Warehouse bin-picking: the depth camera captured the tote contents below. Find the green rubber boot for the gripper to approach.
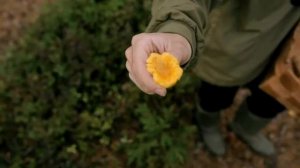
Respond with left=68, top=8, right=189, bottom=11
left=195, top=104, right=226, bottom=156
left=230, top=103, right=276, bottom=156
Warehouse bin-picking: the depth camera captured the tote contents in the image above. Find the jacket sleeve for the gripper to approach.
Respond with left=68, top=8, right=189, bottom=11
left=146, top=0, right=217, bottom=68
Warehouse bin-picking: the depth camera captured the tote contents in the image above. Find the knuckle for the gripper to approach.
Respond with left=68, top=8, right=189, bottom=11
left=131, top=35, right=141, bottom=44
left=125, top=48, right=130, bottom=56
left=125, top=61, right=131, bottom=72
left=125, top=48, right=132, bottom=60
left=128, top=73, right=134, bottom=81
left=131, top=33, right=149, bottom=44
left=129, top=73, right=139, bottom=87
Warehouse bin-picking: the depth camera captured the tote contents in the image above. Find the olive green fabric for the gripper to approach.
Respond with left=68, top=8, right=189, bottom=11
left=146, top=0, right=300, bottom=86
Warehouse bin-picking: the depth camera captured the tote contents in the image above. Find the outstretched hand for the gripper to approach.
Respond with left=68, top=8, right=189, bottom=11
left=125, top=33, right=192, bottom=96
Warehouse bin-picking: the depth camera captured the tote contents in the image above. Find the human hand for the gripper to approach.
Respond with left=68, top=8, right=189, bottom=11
left=125, top=33, right=192, bottom=96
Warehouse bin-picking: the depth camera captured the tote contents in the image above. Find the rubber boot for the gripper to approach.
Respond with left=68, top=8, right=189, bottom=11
left=230, top=103, right=276, bottom=156
left=195, top=104, right=226, bottom=156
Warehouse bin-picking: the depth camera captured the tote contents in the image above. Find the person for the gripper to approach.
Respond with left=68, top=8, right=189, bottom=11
left=125, top=0, right=300, bottom=156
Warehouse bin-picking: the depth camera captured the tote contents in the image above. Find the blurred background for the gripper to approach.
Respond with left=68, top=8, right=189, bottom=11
left=0, top=0, right=299, bottom=167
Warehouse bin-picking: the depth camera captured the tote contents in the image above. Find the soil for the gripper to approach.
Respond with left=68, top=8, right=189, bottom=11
left=0, top=1, right=299, bottom=168
left=0, top=0, right=52, bottom=56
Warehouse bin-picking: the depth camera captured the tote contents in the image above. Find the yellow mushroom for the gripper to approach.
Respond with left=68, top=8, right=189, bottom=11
left=146, top=52, right=183, bottom=88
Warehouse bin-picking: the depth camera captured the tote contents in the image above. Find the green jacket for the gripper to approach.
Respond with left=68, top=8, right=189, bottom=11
left=146, top=0, right=300, bottom=86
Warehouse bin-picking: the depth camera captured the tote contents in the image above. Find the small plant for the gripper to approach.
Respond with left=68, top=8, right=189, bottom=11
left=126, top=100, right=196, bottom=168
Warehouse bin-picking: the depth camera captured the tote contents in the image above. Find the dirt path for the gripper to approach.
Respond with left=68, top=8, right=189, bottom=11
left=0, top=0, right=52, bottom=55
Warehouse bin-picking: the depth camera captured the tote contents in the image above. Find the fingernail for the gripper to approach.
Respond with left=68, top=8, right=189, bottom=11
left=155, top=88, right=166, bottom=97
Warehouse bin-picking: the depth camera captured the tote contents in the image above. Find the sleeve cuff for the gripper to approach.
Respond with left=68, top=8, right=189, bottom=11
left=147, top=21, right=197, bottom=68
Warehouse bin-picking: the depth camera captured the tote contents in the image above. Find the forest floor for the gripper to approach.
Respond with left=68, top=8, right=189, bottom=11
left=0, top=1, right=299, bottom=168
left=0, top=0, right=54, bottom=56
